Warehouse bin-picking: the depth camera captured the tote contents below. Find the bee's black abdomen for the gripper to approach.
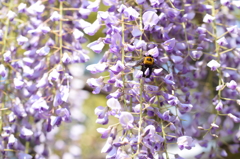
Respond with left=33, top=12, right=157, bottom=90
left=141, top=65, right=153, bottom=78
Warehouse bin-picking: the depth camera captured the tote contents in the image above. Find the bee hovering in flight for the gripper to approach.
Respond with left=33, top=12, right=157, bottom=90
left=126, top=55, right=165, bottom=78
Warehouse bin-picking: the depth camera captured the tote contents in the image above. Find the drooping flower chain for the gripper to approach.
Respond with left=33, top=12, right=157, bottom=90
left=0, top=1, right=90, bottom=158
left=87, top=0, right=240, bottom=158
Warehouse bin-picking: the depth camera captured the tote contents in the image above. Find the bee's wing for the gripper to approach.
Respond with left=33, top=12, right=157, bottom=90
left=126, top=59, right=143, bottom=67
left=153, top=63, right=169, bottom=73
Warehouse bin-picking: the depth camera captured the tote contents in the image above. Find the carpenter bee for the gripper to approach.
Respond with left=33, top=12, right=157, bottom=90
left=126, top=55, right=166, bottom=78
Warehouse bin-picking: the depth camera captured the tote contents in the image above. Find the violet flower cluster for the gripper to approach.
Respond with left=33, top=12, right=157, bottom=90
left=0, top=1, right=90, bottom=158
left=86, top=0, right=240, bottom=158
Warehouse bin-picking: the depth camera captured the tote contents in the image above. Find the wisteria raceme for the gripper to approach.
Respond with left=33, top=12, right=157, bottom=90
left=1, top=0, right=240, bottom=158
left=0, top=0, right=90, bottom=158
left=86, top=0, right=240, bottom=158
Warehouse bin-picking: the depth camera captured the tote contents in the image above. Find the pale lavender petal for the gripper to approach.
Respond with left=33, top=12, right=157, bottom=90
left=119, top=112, right=134, bottom=129
left=217, top=37, right=228, bottom=46
left=3, top=51, right=12, bottom=62
left=221, top=0, right=230, bottom=6
left=14, top=78, right=25, bottom=89
left=73, top=29, right=84, bottom=40
left=97, top=127, right=111, bottom=138
left=207, top=60, right=220, bottom=71
left=0, top=64, right=7, bottom=77
left=86, top=63, right=108, bottom=74
left=203, top=14, right=215, bottom=23
left=87, top=40, right=105, bottom=53
left=171, top=55, right=183, bottom=64
left=84, top=19, right=101, bottom=36
left=226, top=80, right=237, bottom=90
left=142, top=11, right=159, bottom=30
left=50, top=11, right=61, bottom=21
left=162, top=38, right=176, bottom=51
left=177, top=136, right=195, bottom=150
left=107, top=98, right=121, bottom=110
left=110, top=60, right=124, bottom=74
left=215, top=100, right=223, bottom=111
left=147, top=47, right=159, bottom=57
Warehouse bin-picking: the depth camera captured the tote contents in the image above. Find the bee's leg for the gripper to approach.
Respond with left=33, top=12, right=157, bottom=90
left=141, top=65, right=146, bottom=77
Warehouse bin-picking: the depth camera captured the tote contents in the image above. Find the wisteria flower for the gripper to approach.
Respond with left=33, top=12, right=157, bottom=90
left=228, top=113, right=240, bottom=123
left=110, top=60, right=125, bottom=75
left=95, top=106, right=107, bottom=119
left=48, top=69, right=60, bottom=83
left=18, top=3, right=27, bottom=13
left=211, top=123, right=219, bottom=129
left=7, top=10, right=17, bottom=21
left=216, top=84, right=224, bottom=91
left=97, top=127, right=111, bottom=139
left=87, top=0, right=101, bottom=12
left=107, top=98, right=121, bottom=111
left=17, top=152, right=32, bottom=159
left=87, top=77, right=104, bottom=94
left=227, top=25, right=238, bottom=36
left=27, top=1, right=45, bottom=15
left=0, top=64, right=7, bottom=77
left=226, top=80, right=237, bottom=90
left=207, top=60, right=220, bottom=71
left=20, top=127, right=33, bottom=139
left=215, top=100, right=223, bottom=111
left=147, top=47, right=159, bottom=57
left=87, top=39, right=105, bottom=53
left=221, top=0, right=230, bottom=6
left=83, top=19, right=101, bottom=36
left=177, top=136, right=195, bottom=150
left=217, top=37, right=228, bottom=46
left=233, top=1, right=240, bottom=8
left=162, top=38, right=176, bottom=52
left=119, top=112, right=134, bottom=129
left=191, top=50, right=203, bottom=60
left=50, top=11, right=61, bottom=21
left=142, top=11, right=159, bottom=30
left=17, top=35, right=28, bottom=45
left=3, top=51, right=12, bottom=62
left=73, top=29, right=84, bottom=40
left=86, top=63, right=108, bottom=74
left=134, top=40, right=147, bottom=49
left=123, top=7, right=139, bottom=21
left=131, top=26, right=142, bottom=37
left=36, top=46, right=50, bottom=56
left=149, top=0, right=164, bottom=6
left=0, top=30, right=3, bottom=41
left=203, top=14, right=215, bottom=23
left=178, top=103, right=193, bottom=113
left=14, top=78, right=24, bottom=89
left=171, top=55, right=183, bottom=64
left=62, top=53, right=71, bottom=64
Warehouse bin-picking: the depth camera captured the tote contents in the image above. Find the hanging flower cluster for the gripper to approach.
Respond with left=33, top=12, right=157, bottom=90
left=0, top=1, right=90, bottom=158
left=86, top=0, right=240, bottom=158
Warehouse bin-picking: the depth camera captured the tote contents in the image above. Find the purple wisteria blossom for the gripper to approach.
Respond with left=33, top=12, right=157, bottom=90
left=119, top=112, right=134, bottom=129
left=226, top=80, right=237, bottom=90
left=177, top=136, right=195, bottom=150
left=2, top=0, right=240, bottom=158
left=0, top=1, right=91, bottom=158
left=207, top=60, right=221, bottom=71
left=85, top=0, right=240, bottom=158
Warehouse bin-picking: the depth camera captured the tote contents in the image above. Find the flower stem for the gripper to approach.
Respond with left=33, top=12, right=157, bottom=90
left=59, top=1, right=63, bottom=63
left=121, top=12, right=126, bottom=108
left=161, top=119, right=170, bottom=159
left=137, top=6, right=143, bottom=155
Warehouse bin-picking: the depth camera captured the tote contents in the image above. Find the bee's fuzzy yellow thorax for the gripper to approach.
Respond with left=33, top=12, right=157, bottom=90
left=143, top=56, right=154, bottom=65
